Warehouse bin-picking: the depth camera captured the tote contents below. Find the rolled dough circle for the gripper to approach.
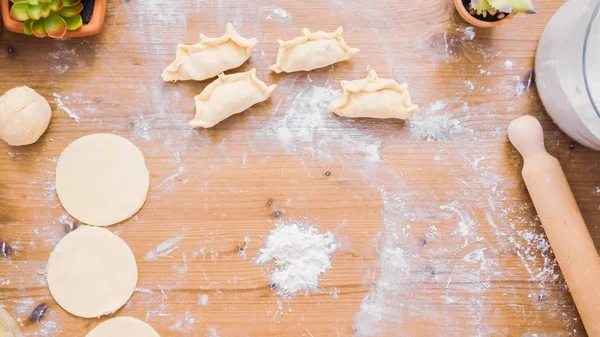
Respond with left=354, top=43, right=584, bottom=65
left=56, top=133, right=150, bottom=227
left=86, top=317, right=160, bottom=337
left=47, top=226, right=138, bottom=318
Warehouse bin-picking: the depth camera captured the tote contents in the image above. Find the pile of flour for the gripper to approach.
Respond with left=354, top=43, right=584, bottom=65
left=256, top=222, right=337, bottom=297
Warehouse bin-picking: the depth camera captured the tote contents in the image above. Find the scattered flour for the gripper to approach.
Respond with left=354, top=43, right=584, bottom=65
left=23, top=320, right=62, bottom=336
left=479, top=66, right=494, bottom=76
left=199, top=294, right=209, bottom=306
left=48, top=43, right=84, bottom=74
left=144, top=234, right=184, bottom=260
left=353, top=187, right=415, bottom=337
left=441, top=201, right=484, bottom=245
left=156, top=166, right=185, bottom=193
left=238, top=236, right=251, bottom=259
left=353, top=142, right=568, bottom=335
left=516, top=71, right=535, bottom=96
left=53, top=93, right=80, bottom=122
left=263, top=6, right=292, bottom=23
left=169, top=311, right=195, bottom=333
left=456, top=26, right=475, bottom=41
left=13, top=298, right=35, bottom=317
left=256, top=222, right=337, bottom=297
left=408, top=101, right=472, bottom=141
left=504, top=60, right=514, bottom=70
left=135, top=287, right=154, bottom=294
left=206, top=327, right=220, bottom=337
left=258, top=84, right=382, bottom=161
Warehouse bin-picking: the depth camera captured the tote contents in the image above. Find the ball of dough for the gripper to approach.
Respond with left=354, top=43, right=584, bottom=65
left=47, top=226, right=138, bottom=318
left=56, top=134, right=150, bottom=227
left=0, top=86, right=51, bottom=146
left=86, top=317, right=160, bottom=337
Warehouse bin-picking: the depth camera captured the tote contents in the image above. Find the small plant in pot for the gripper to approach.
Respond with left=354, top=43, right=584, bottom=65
left=1, top=0, right=106, bottom=38
left=454, top=0, right=536, bottom=28
left=10, top=0, right=84, bottom=38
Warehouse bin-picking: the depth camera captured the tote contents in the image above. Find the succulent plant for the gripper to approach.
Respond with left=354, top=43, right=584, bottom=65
left=9, top=0, right=84, bottom=38
left=470, top=0, right=536, bottom=18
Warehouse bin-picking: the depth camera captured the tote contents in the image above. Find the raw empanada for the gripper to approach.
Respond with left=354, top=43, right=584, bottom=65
left=269, top=27, right=359, bottom=73
left=329, top=70, right=419, bottom=120
left=190, top=69, right=276, bottom=128
left=162, top=23, right=258, bottom=82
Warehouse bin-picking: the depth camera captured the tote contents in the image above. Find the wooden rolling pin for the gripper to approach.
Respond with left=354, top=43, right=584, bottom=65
left=508, top=115, right=600, bottom=337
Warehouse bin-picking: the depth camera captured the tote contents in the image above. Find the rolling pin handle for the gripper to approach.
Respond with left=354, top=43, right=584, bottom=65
left=508, top=115, right=546, bottom=159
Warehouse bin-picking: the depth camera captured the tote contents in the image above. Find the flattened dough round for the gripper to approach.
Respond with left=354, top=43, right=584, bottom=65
left=56, top=133, right=150, bottom=227
left=47, top=226, right=138, bottom=318
left=86, top=317, right=160, bottom=337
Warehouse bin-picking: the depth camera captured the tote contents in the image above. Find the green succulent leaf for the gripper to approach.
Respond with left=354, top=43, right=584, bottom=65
left=23, top=19, right=33, bottom=35
left=48, top=0, right=63, bottom=12
left=39, top=3, right=51, bottom=18
left=44, top=12, right=67, bottom=38
left=10, top=3, right=30, bottom=21
left=11, top=0, right=38, bottom=4
left=470, top=0, right=492, bottom=11
left=57, top=2, right=83, bottom=17
left=61, top=0, right=81, bottom=6
left=31, top=18, right=47, bottom=37
left=488, top=0, right=536, bottom=13
left=486, top=0, right=512, bottom=12
left=27, top=5, right=42, bottom=20
left=64, top=14, right=82, bottom=31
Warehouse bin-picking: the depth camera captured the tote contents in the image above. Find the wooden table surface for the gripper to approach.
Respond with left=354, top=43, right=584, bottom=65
left=2, top=0, right=600, bottom=336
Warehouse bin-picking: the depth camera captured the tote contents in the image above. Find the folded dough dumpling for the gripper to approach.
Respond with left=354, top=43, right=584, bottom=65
left=269, top=27, right=359, bottom=73
left=190, top=69, right=276, bottom=128
left=329, top=70, right=419, bottom=120
left=162, top=23, right=258, bottom=82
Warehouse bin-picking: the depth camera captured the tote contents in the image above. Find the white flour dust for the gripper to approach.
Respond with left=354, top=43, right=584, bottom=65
left=352, top=144, right=570, bottom=335
left=169, top=311, right=196, bottom=333
left=144, top=234, right=184, bottom=260
left=440, top=201, right=484, bottom=245
left=27, top=168, right=56, bottom=204
left=156, top=166, right=186, bottom=193
left=408, top=101, right=472, bottom=141
left=53, top=93, right=80, bottom=122
left=22, top=320, right=62, bottom=336
left=516, top=72, right=535, bottom=96
left=353, top=185, right=419, bottom=337
left=48, top=43, right=85, bottom=74
left=238, top=236, right=251, bottom=259
left=13, top=298, right=35, bottom=319
left=256, top=222, right=337, bottom=297
left=263, top=6, right=292, bottom=23
left=456, top=26, right=475, bottom=41
left=199, top=294, right=209, bottom=306
left=258, top=84, right=382, bottom=161
left=207, top=327, right=220, bottom=337
left=125, top=0, right=188, bottom=39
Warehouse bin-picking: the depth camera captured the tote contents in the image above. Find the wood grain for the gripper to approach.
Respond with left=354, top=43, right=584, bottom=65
left=1, top=0, right=599, bottom=336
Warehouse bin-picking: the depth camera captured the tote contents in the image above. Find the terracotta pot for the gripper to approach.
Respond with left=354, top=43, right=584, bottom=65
left=454, top=0, right=516, bottom=28
left=0, top=0, right=106, bottom=38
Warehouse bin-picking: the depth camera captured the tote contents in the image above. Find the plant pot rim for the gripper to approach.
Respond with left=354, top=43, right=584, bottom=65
left=454, top=0, right=517, bottom=28
left=0, top=0, right=107, bottom=38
